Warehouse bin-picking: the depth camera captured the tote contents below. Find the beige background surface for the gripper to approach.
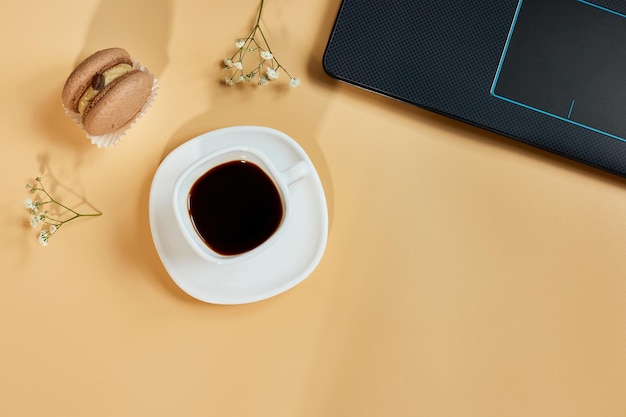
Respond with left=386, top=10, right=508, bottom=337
left=2, top=0, right=626, bottom=416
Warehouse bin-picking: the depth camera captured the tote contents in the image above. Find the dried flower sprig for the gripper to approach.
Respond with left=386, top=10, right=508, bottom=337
left=24, top=177, right=102, bottom=246
left=223, top=0, right=300, bottom=88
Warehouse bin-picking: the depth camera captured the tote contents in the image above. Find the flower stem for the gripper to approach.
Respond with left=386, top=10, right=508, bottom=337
left=34, top=178, right=103, bottom=218
left=26, top=176, right=103, bottom=246
left=256, top=0, right=264, bottom=27
left=222, top=0, right=299, bottom=87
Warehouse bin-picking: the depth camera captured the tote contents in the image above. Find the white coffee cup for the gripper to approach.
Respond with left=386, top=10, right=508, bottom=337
left=172, top=146, right=309, bottom=264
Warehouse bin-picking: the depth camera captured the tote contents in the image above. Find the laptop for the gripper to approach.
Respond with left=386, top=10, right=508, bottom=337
left=323, top=0, right=626, bottom=177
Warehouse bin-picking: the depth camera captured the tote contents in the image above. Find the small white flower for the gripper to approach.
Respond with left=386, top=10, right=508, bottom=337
left=225, top=77, right=234, bottom=86
left=24, top=198, right=33, bottom=209
left=37, top=212, right=46, bottom=222
left=233, top=61, right=243, bottom=70
left=223, top=58, right=233, bottom=68
left=289, top=77, right=301, bottom=88
left=266, top=67, right=279, bottom=80
left=260, top=50, right=273, bottom=60
left=235, top=39, right=246, bottom=48
left=49, top=225, right=57, bottom=234
left=235, top=75, right=245, bottom=83
left=258, top=76, right=269, bottom=86
left=38, top=230, right=49, bottom=247
left=29, top=215, right=38, bottom=228
left=244, top=74, right=255, bottom=83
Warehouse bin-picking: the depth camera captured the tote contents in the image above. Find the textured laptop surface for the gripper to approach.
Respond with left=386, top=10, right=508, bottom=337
left=323, top=0, right=626, bottom=177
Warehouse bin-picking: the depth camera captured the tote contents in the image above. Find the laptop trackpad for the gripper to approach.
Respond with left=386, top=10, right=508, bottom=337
left=492, top=0, right=626, bottom=141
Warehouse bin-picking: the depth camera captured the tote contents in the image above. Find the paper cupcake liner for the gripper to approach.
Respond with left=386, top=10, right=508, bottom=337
left=63, top=57, right=158, bottom=148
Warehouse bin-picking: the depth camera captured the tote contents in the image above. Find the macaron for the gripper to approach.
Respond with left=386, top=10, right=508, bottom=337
left=62, top=47, right=154, bottom=136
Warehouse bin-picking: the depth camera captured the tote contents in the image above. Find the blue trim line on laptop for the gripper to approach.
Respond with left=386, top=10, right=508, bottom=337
left=568, top=99, right=576, bottom=119
left=578, top=0, right=626, bottom=19
left=490, top=0, right=523, bottom=95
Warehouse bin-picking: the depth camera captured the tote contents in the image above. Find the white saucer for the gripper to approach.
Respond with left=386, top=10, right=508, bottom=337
left=148, top=126, right=328, bottom=304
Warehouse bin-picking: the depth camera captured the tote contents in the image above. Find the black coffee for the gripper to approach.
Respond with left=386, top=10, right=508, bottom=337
left=188, top=160, right=284, bottom=256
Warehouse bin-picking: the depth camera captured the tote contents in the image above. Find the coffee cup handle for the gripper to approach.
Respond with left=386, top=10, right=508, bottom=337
left=281, top=160, right=309, bottom=187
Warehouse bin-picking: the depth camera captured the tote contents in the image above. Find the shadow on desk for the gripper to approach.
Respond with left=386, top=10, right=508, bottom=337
left=75, top=0, right=172, bottom=76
